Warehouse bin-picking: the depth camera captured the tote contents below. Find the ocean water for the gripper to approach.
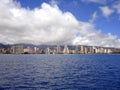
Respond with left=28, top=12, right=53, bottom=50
left=0, top=54, right=120, bottom=90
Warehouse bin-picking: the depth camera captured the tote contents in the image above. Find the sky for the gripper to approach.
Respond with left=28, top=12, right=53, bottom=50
left=0, top=0, right=120, bottom=48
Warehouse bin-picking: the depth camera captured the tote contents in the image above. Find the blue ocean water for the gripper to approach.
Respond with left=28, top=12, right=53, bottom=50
left=0, top=54, right=120, bottom=90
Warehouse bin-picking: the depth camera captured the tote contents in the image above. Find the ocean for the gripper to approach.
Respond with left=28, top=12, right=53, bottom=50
left=0, top=54, right=120, bottom=90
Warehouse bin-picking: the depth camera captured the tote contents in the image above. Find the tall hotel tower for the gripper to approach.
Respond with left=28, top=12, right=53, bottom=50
left=80, top=45, right=84, bottom=54
left=63, top=45, right=69, bottom=54
left=57, top=45, right=61, bottom=54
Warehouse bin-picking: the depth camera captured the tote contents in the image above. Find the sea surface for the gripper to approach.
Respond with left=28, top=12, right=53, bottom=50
left=0, top=54, right=120, bottom=90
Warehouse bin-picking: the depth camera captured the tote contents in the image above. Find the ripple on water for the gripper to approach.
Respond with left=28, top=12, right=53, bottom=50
left=0, top=54, right=120, bottom=90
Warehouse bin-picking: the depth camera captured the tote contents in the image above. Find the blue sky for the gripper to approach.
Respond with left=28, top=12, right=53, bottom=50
left=16, top=0, right=120, bottom=38
left=0, top=0, right=120, bottom=47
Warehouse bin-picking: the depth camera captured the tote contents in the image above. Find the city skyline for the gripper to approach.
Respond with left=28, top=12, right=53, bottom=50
left=0, top=43, right=120, bottom=54
left=0, top=0, right=120, bottom=48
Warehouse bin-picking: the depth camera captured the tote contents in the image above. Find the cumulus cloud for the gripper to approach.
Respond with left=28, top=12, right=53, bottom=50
left=99, top=6, right=114, bottom=18
left=0, top=0, right=78, bottom=45
left=0, top=0, right=120, bottom=47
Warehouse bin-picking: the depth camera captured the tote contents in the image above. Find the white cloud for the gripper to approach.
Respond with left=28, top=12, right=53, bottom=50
left=81, top=0, right=107, bottom=4
left=50, top=0, right=58, bottom=6
left=73, top=22, right=120, bottom=47
left=99, top=6, right=114, bottom=18
left=0, top=0, right=120, bottom=47
left=89, top=12, right=97, bottom=23
left=113, top=1, right=120, bottom=14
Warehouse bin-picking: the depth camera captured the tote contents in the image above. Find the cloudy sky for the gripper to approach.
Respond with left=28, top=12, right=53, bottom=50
left=0, top=0, right=120, bottom=48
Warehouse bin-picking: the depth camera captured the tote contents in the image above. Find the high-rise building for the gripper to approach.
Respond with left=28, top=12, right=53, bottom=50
left=34, top=47, right=37, bottom=52
left=11, top=45, right=24, bottom=54
left=57, top=45, right=61, bottom=54
left=84, top=47, right=88, bottom=54
left=46, top=47, right=51, bottom=54
left=99, top=48, right=104, bottom=53
left=89, top=47, right=92, bottom=53
left=63, top=45, right=69, bottom=54
left=92, top=46, right=97, bottom=53
left=33, top=47, right=39, bottom=53
left=107, top=49, right=112, bottom=54
left=0, top=48, right=6, bottom=54
left=104, top=49, right=108, bottom=54
left=80, top=45, right=84, bottom=54
left=75, top=45, right=79, bottom=54
left=24, top=46, right=33, bottom=54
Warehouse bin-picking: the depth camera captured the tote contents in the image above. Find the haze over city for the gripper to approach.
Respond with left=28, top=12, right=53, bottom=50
left=0, top=0, right=120, bottom=48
